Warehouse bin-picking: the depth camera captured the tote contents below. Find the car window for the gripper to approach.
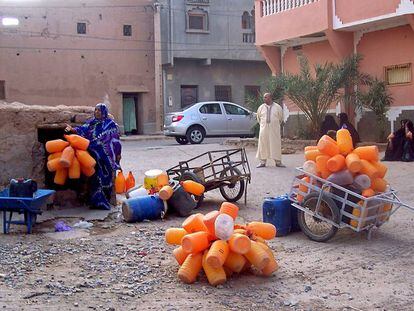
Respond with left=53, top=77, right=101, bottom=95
left=199, top=103, right=222, bottom=114
left=224, top=104, right=249, bottom=116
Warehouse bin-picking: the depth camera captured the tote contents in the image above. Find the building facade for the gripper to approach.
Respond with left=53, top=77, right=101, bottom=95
left=159, top=0, right=271, bottom=114
left=255, top=0, right=414, bottom=140
left=0, top=0, right=159, bottom=134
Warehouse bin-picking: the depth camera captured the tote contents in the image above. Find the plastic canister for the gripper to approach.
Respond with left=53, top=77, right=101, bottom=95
left=122, top=195, right=164, bottom=223
left=126, top=185, right=148, bottom=199
left=262, top=195, right=292, bottom=236
left=214, top=214, right=234, bottom=241
left=144, top=169, right=168, bottom=192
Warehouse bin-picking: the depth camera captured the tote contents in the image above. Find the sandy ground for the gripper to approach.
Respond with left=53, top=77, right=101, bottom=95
left=0, top=140, right=413, bottom=311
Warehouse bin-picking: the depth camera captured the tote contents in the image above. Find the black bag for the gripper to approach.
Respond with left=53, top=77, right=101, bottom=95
left=9, top=179, right=38, bottom=198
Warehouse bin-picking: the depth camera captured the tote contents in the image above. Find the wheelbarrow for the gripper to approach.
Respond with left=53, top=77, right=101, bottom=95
left=0, top=189, right=55, bottom=234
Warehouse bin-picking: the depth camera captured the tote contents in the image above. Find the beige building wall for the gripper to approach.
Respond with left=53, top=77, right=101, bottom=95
left=0, top=0, right=157, bottom=133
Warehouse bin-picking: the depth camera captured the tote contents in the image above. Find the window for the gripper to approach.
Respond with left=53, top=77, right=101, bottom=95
left=385, top=63, right=411, bottom=85
left=187, top=8, right=208, bottom=31
left=224, top=104, right=249, bottom=116
left=123, top=25, right=132, bottom=37
left=0, top=81, right=5, bottom=100
left=242, top=33, right=255, bottom=43
left=245, top=86, right=260, bottom=101
left=77, top=22, right=86, bottom=34
left=215, top=85, right=232, bottom=102
left=242, top=11, right=251, bottom=29
left=199, top=103, right=222, bottom=114
left=181, top=85, right=198, bottom=108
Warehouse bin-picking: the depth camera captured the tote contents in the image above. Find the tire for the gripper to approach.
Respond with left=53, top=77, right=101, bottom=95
left=186, top=125, right=205, bottom=144
left=297, top=192, right=340, bottom=242
left=219, top=167, right=245, bottom=202
left=175, top=136, right=189, bottom=145
left=180, top=171, right=204, bottom=208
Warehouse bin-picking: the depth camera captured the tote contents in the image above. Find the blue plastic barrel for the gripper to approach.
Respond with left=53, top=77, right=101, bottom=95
left=262, top=195, right=292, bottom=236
left=122, top=195, right=164, bottom=223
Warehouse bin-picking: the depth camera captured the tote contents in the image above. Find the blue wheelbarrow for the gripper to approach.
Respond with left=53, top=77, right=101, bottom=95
left=0, top=189, right=55, bottom=234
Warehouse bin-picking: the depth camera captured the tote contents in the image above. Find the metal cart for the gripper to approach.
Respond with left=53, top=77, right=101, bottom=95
left=289, top=167, right=414, bottom=242
left=167, top=148, right=251, bottom=207
left=0, top=189, right=55, bottom=234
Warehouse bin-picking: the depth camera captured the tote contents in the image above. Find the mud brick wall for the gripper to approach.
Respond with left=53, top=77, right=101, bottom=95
left=0, top=101, right=93, bottom=187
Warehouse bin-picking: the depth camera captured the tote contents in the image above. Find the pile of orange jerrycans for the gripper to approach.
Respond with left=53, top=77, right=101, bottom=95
left=165, top=202, right=279, bottom=286
left=46, top=135, right=96, bottom=185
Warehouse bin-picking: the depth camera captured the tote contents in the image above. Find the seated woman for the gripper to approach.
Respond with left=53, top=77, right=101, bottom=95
left=383, top=119, right=409, bottom=161
left=318, top=115, right=339, bottom=141
left=402, top=120, right=414, bottom=162
left=66, top=103, right=122, bottom=210
left=338, top=113, right=360, bottom=147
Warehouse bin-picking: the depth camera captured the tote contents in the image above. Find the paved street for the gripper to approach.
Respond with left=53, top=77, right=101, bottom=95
left=1, top=139, right=414, bottom=310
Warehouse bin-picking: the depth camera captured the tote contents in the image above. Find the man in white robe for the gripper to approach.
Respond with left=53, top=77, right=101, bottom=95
left=256, top=93, right=285, bottom=168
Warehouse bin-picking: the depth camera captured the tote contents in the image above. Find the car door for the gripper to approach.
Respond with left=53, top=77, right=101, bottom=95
left=223, top=103, right=255, bottom=135
left=198, top=103, right=228, bottom=135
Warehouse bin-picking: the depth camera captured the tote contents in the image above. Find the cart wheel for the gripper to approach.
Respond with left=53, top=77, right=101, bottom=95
left=219, top=167, right=245, bottom=203
left=180, top=171, right=204, bottom=208
left=298, top=192, right=340, bottom=242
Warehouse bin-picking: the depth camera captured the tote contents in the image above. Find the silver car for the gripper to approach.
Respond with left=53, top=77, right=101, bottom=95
left=164, top=101, right=257, bottom=144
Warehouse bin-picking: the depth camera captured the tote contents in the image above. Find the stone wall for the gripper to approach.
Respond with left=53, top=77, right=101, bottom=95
left=0, top=101, right=93, bottom=187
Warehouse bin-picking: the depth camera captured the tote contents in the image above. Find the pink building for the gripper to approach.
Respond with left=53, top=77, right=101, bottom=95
left=255, top=0, right=414, bottom=140
left=0, top=0, right=160, bottom=134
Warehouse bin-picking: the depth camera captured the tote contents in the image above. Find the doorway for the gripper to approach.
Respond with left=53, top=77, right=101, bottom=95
left=122, top=93, right=142, bottom=135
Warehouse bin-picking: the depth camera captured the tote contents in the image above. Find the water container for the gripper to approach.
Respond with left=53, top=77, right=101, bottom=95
left=214, top=214, right=234, bottom=241
left=9, top=178, right=37, bottom=198
left=327, top=169, right=354, bottom=186
left=336, top=129, right=353, bottom=155
left=167, top=184, right=196, bottom=217
left=327, top=154, right=346, bottom=172
left=126, top=185, right=148, bottom=199
left=122, top=195, right=164, bottom=223
left=262, top=196, right=291, bottom=237
left=317, top=135, right=340, bottom=156
left=353, top=174, right=371, bottom=190
left=346, top=153, right=362, bottom=173
left=354, top=146, right=379, bottom=162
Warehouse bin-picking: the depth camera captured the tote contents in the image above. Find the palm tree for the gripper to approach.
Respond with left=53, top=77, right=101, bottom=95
left=358, top=78, right=393, bottom=142
left=283, top=56, right=343, bottom=138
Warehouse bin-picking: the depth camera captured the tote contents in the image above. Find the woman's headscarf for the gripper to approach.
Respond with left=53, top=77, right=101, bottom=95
left=95, top=103, right=109, bottom=120
left=319, top=115, right=339, bottom=140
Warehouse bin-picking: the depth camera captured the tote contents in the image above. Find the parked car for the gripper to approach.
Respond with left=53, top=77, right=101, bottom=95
left=164, top=101, right=257, bottom=144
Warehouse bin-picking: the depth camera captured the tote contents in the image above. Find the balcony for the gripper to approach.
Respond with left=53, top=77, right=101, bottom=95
left=334, top=0, right=414, bottom=30
left=261, top=0, right=321, bottom=16
left=255, top=0, right=329, bottom=46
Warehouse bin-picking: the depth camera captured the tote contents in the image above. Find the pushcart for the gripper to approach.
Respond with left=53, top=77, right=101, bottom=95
left=167, top=148, right=251, bottom=207
left=289, top=167, right=414, bottom=242
left=0, top=189, right=55, bottom=234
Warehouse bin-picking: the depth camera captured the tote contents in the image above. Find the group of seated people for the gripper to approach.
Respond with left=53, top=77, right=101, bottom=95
left=319, top=113, right=414, bottom=162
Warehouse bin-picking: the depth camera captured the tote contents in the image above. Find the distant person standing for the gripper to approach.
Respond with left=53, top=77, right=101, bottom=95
left=256, top=93, right=285, bottom=168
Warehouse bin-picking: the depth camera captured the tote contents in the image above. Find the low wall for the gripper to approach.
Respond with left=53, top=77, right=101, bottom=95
left=0, top=101, right=93, bottom=187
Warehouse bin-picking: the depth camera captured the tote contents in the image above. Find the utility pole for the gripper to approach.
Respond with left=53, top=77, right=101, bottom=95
left=154, top=1, right=163, bottom=132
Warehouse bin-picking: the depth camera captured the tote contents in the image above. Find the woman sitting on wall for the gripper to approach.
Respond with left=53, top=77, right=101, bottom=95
left=384, top=119, right=414, bottom=161
left=65, top=103, right=122, bottom=210
left=319, top=115, right=339, bottom=141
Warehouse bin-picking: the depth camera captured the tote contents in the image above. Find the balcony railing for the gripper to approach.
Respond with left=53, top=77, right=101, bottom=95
left=261, top=0, right=320, bottom=16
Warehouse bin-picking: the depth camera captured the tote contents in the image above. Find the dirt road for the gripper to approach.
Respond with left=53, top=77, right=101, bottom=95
left=1, top=141, right=413, bottom=310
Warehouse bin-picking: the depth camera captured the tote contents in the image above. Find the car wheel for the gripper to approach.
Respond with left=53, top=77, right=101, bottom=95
left=175, top=136, right=189, bottom=145
left=186, top=126, right=205, bottom=144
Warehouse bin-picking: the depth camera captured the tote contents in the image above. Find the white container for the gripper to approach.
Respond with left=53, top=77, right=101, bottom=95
left=214, top=214, right=234, bottom=241
left=303, top=160, right=317, bottom=175
left=126, top=185, right=148, bottom=199
left=353, top=174, right=371, bottom=190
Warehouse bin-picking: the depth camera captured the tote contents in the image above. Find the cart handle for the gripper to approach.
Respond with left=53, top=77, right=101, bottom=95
left=375, top=194, right=414, bottom=212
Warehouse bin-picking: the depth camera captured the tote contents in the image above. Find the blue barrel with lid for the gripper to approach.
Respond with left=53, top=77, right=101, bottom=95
left=262, top=195, right=292, bottom=236
left=122, top=195, right=164, bottom=223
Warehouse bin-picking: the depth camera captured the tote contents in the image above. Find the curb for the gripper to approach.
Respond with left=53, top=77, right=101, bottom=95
left=120, top=135, right=173, bottom=142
